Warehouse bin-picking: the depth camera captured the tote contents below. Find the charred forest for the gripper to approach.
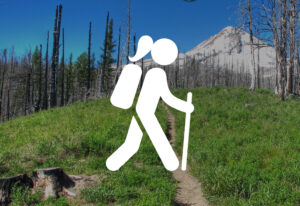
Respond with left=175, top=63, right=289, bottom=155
left=0, top=1, right=299, bottom=121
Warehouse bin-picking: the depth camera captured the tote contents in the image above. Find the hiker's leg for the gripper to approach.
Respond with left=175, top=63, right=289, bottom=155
left=140, top=115, right=179, bottom=171
left=106, top=116, right=143, bottom=171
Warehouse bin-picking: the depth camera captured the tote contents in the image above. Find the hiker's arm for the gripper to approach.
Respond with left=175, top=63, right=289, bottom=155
left=161, top=74, right=194, bottom=113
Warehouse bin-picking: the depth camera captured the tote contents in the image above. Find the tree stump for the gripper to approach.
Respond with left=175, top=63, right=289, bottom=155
left=0, top=174, right=33, bottom=205
left=32, top=168, right=75, bottom=199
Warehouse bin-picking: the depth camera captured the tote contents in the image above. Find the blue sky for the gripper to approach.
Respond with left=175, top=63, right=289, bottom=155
left=0, top=0, right=239, bottom=60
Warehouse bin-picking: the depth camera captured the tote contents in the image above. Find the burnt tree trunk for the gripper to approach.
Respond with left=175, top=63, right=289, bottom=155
left=50, top=6, right=58, bottom=108
left=32, top=168, right=75, bottom=199
left=66, top=54, right=72, bottom=104
left=112, top=27, right=121, bottom=90
left=56, top=5, right=62, bottom=104
left=140, top=58, right=144, bottom=89
left=35, top=44, right=42, bottom=112
left=24, top=73, right=31, bottom=115
left=126, top=0, right=131, bottom=64
left=99, top=12, right=109, bottom=95
left=0, top=168, right=79, bottom=205
left=6, top=60, right=11, bottom=121
left=6, top=84, right=10, bottom=121
left=43, top=31, right=49, bottom=110
left=133, top=33, right=136, bottom=64
left=87, top=22, right=92, bottom=91
left=0, top=174, right=33, bottom=205
left=287, top=0, right=296, bottom=94
left=50, top=5, right=62, bottom=108
left=280, top=0, right=288, bottom=100
left=60, top=29, right=65, bottom=106
left=0, top=50, right=7, bottom=120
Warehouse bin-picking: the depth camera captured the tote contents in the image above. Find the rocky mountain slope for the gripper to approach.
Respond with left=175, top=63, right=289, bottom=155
left=141, top=26, right=276, bottom=78
left=185, top=26, right=275, bottom=77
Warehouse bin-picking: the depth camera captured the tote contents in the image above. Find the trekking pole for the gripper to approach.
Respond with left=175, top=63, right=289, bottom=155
left=181, top=92, right=192, bottom=171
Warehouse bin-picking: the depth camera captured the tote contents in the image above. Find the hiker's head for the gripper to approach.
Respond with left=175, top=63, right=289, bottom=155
left=129, top=35, right=178, bottom=66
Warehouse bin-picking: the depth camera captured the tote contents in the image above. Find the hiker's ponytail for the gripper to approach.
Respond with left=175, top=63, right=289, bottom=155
left=129, top=35, right=153, bottom=62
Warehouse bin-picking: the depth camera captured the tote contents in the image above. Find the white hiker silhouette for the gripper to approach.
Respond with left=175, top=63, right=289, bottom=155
left=106, top=35, right=194, bottom=171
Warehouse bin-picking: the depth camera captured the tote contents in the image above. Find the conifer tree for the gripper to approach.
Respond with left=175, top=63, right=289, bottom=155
left=99, top=12, right=109, bottom=95
left=105, top=19, right=115, bottom=92
left=100, top=14, right=115, bottom=94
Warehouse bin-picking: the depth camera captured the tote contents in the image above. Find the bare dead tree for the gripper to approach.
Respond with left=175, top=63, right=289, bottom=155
left=116, top=27, right=121, bottom=81
left=112, top=36, right=128, bottom=90
left=141, top=57, right=144, bottom=87
left=31, top=51, right=34, bottom=106
left=133, top=33, right=136, bottom=65
left=56, top=5, right=62, bottom=103
left=175, top=55, right=179, bottom=88
left=0, top=49, right=7, bottom=120
left=6, top=56, right=13, bottom=120
left=6, top=81, right=10, bottom=121
left=287, top=0, right=296, bottom=94
left=60, top=28, right=65, bottom=106
left=24, top=73, right=30, bottom=115
left=126, top=0, right=131, bottom=64
left=281, top=0, right=289, bottom=99
left=87, top=22, right=92, bottom=91
left=256, top=26, right=261, bottom=88
left=65, top=54, right=72, bottom=104
left=210, top=51, right=215, bottom=88
left=35, top=44, right=42, bottom=112
left=261, top=0, right=290, bottom=100
left=239, top=0, right=257, bottom=91
left=50, top=6, right=58, bottom=108
left=43, top=31, right=49, bottom=110
left=24, top=51, right=32, bottom=116
left=50, top=4, right=62, bottom=108
left=248, top=0, right=257, bottom=91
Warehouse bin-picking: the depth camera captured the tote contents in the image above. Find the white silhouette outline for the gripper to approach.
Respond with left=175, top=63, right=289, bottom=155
left=106, top=35, right=194, bottom=171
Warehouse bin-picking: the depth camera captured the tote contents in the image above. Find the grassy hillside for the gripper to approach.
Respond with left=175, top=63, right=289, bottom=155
left=171, top=87, right=300, bottom=206
left=0, top=99, right=176, bottom=205
left=2, top=87, right=300, bottom=206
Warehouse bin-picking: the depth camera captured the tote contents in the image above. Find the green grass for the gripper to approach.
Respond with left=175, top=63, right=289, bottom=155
left=0, top=98, right=176, bottom=205
left=171, top=87, right=300, bottom=206
left=10, top=185, right=69, bottom=206
left=2, top=87, right=300, bottom=205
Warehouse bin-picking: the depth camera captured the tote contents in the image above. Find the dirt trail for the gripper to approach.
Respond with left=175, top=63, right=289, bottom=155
left=163, top=104, right=209, bottom=206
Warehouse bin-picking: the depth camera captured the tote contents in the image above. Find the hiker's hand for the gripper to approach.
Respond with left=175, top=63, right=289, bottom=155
left=186, top=103, right=194, bottom=113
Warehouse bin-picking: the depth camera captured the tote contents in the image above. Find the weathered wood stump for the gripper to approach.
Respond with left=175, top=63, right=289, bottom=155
left=0, top=168, right=92, bottom=203
left=32, top=168, right=75, bottom=199
left=0, top=174, right=33, bottom=205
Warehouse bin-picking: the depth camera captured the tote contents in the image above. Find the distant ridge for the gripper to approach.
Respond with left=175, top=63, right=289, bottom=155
left=185, top=26, right=276, bottom=76
left=140, top=26, right=276, bottom=78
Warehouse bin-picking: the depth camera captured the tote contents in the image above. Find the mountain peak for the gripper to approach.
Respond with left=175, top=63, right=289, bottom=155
left=185, top=25, right=275, bottom=73
left=221, top=26, right=237, bottom=32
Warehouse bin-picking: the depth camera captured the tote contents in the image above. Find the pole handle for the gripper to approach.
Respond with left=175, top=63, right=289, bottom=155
left=187, top=92, right=192, bottom=105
